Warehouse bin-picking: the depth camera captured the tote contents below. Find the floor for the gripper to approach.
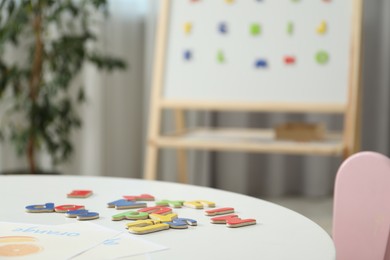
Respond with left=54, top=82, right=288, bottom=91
left=268, top=196, right=333, bottom=236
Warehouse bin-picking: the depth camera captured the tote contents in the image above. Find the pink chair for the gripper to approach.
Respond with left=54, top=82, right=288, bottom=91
left=333, top=151, right=390, bottom=260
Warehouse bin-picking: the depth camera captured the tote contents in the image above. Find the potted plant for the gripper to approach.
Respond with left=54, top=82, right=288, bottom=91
left=0, top=0, right=126, bottom=174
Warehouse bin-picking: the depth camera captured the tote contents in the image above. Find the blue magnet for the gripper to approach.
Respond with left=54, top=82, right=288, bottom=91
left=218, top=22, right=228, bottom=34
left=25, top=203, right=55, bottom=213
left=183, top=50, right=192, bottom=60
left=65, top=209, right=89, bottom=218
left=65, top=209, right=100, bottom=220
left=76, top=212, right=99, bottom=220
left=255, top=59, right=268, bottom=68
left=166, top=218, right=197, bottom=229
left=107, top=199, right=146, bottom=209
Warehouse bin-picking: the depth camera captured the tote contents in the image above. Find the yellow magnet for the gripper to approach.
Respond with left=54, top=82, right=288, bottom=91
left=184, top=22, right=192, bottom=34
left=316, top=21, right=327, bottom=35
left=184, top=200, right=216, bottom=209
left=128, top=224, right=169, bottom=234
left=126, top=220, right=169, bottom=234
left=149, top=213, right=178, bottom=222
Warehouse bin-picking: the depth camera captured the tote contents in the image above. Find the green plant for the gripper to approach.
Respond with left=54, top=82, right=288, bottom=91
left=0, top=0, right=126, bottom=173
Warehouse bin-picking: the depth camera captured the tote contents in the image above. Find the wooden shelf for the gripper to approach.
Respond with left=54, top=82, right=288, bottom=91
left=151, top=128, right=345, bottom=156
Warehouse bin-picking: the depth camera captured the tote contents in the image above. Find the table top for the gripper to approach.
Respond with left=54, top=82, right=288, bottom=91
left=0, top=175, right=335, bottom=260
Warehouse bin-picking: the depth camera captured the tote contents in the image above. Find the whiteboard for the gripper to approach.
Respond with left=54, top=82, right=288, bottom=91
left=162, top=0, right=354, bottom=106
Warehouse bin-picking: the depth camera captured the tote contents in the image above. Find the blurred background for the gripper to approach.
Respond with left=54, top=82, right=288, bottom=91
left=0, top=0, right=389, bottom=228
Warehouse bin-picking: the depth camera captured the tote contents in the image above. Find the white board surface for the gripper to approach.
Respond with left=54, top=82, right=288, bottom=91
left=162, top=0, right=353, bottom=105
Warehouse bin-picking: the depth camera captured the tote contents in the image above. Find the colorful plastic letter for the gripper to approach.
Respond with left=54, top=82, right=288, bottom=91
left=67, top=190, right=93, bottom=198
left=126, top=220, right=169, bottom=235
left=76, top=212, right=99, bottom=221
left=128, top=223, right=169, bottom=234
left=111, top=211, right=149, bottom=221
left=55, top=204, right=85, bottom=213
left=65, top=209, right=99, bottom=220
left=149, top=213, right=178, bottom=222
left=156, top=200, right=184, bottom=208
left=123, top=194, right=155, bottom=201
left=226, top=217, right=257, bottom=228
left=107, top=199, right=146, bottom=210
left=25, top=203, right=55, bottom=213
left=184, top=200, right=215, bottom=209
left=65, top=209, right=89, bottom=218
left=126, top=219, right=160, bottom=229
left=211, top=214, right=257, bottom=227
left=205, top=207, right=235, bottom=216
left=138, top=206, right=172, bottom=215
left=166, top=218, right=198, bottom=229
left=210, top=214, right=239, bottom=224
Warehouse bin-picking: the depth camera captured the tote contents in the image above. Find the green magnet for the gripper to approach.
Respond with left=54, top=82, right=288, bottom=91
left=287, top=22, right=294, bottom=35
left=315, top=51, right=329, bottom=64
left=217, top=50, right=225, bottom=63
left=250, top=23, right=261, bottom=36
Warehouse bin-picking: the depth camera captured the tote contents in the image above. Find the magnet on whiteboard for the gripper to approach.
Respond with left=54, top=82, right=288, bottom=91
left=217, top=50, right=225, bottom=63
left=184, top=22, right=192, bottom=34
left=287, top=21, right=294, bottom=35
left=315, top=50, right=329, bottom=64
left=224, top=0, right=235, bottom=4
left=316, top=21, right=327, bottom=35
left=255, top=59, right=268, bottom=68
left=218, top=22, right=228, bottom=34
left=250, top=23, right=261, bottom=36
left=183, top=50, right=192, bottom=61
left=284, top=56, right=296, bottom=65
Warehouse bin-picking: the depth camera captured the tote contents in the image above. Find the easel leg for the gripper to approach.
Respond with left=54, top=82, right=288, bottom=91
left=175, top=109, right=188, bottom=183
left=177, top=149, right=188, bottom=183
left=144, top=144, right=158, bottom=180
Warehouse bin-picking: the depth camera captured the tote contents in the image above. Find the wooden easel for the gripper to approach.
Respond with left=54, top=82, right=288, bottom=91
left=144, top=0, right=363, bottom=183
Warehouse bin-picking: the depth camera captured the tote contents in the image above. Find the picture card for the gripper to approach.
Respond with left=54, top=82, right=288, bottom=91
left=72, top=231, right=168, bottom=259
left=0, top=222, right=119, bottom=259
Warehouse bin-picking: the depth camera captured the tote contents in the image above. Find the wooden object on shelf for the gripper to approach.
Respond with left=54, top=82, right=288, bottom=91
left=274, top=122, right=325, bottom=142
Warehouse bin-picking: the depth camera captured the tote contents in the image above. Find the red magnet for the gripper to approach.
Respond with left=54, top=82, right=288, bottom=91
left=284, top=56, right=296, bottom=65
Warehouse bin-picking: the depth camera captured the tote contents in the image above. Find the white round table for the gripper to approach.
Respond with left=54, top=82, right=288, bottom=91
left=0, top=175, right=335, bottom=259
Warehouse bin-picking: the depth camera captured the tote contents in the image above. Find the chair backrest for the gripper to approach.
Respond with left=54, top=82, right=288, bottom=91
left=333, top=151, right=390, bottom=260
